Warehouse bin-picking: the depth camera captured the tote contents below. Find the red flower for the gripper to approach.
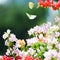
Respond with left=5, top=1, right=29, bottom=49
left=25, top=56, right=34, bottom=60
left=57, top=1, right=60, bottom=7
left=52, top=3, right=59, bottom=10
left=38, top=0, right=53, bottom=8
left=34, top=58, right=40, bottom=60
left=34, top=58, right=42, bottom=60
left=3, top=55, right=14, bottom=60
left=38, top=0, right=44, bottom=7
left=3, top=55, right=7, bottom=60
left=7, top=57, right=14, bottom=60
left=38, top=0, right=60, bottom=10
left=16, top=56, right=22, bottom=60
left=0, top=56, right=4, bottom=60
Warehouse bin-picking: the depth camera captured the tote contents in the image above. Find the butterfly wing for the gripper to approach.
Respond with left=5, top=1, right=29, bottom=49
left=26, top=13, right=37, bottom=20
left=26, top=13, right=31, bottom=18
left=30, top=15, right=37, bottom=19
left=29, top=2, right=34, bottom=9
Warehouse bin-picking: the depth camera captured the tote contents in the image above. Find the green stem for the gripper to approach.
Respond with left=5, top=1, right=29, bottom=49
left=58, top=8, right=60, bottom=16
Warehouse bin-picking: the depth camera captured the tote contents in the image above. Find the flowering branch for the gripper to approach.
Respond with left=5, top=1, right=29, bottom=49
left=38, top=0, right=60, bottom=10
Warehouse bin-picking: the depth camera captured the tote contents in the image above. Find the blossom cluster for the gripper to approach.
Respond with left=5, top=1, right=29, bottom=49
left=0, top=21, right=60, bottom=60
left=38, top=0, right=60, bottom=10
left=55, top=16, right=60, bottom=27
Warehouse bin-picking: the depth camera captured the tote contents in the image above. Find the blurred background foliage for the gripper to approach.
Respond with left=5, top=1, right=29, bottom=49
left=0, top=0, right=48, bottom=55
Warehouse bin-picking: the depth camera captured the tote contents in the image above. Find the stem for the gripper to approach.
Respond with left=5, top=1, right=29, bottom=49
left=58, top=8, right=60, bottom=16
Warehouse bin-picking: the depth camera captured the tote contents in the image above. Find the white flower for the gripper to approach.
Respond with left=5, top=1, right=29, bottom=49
left=28, top=28, right=34, bottom=35
left=47, top=45, right=52, bottom=50
left=28, top=48, right=35, bottom=55
left=5, top=40, right=9, bottom=46
left=40, top=46, right=44, bottom=50
left=7, top=29, right=11, bottom=34
left=51, top=50, right=57, bottom=57
left=37, top=49, right=40, bottom=53
left=47, top=37, right=58, bottom=45
left=34, top=26, right=42, bottom=33
left=9, top=34, right=17, bottom=42
left=34, top=53, right=37, bottom=57
left=44, top=51, right=52, bottom=58
left=44, top=57, right=51, bottom=60
left=39, top=34, right=43, bottom=39
left=15, top=42, right=21, bottom=48
left=47, top=38, right=52, bottom=44
left=55, top=32, right=60, bottom=37
left=44, top=50, right=58, bottom=60
left=6, top=49, right=10, bottom=55
left=56, top=43, right=60, bottom=50
left=26, top=37, right=38, bottom=46
left=13, top=48, right=20, bottom=56
left=19, top=51, right=28, bottom=57
left=57, top=53, right=60, bottom=58
left=55, top=16, right=60, bottom=23
left=2, top=33, right=8, bottom=39
left=42, top=22, right=51, bottom=33
left=50, top=25, right=59, bottom=31
left=52, top=37, right=58, bottom=44
left=57, top=58, right=60, bottom=60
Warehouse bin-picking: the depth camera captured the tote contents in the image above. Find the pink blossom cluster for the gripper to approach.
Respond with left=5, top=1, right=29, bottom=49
left=2, top=22, right=60, bottom=60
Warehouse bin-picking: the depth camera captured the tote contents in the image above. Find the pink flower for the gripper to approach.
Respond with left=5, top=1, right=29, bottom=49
left=26, top=37, right=38, bottom=46
left=28, top=28, right=34, bottom=35
left=6, top=49, right=10, bottom=55
left=5, top=40, right=9, bottom=46
left=57, top=53, right=60, bottom=60
left=3, top=33, right=8, bottom=39
left=9, top=34, right=17, bottom=42
left=55, top=32, right=60, bottom=37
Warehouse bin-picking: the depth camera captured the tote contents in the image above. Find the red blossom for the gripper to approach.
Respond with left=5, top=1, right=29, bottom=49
left=52, top=3, right=59, bottom=10
left=38, top=0, right=53, bottom=7
left=34, top=58, right=42, bottom=60
left=16, top=56, right=22, bottom=60
left=38, top=0, right=44, bottom=7
left=34, top=58, right=40, bottom=60
left=25, top=56, right=34, bottom=60
left=0, top=56, right=4, bottom=60
left=3, top=55, right=14, bottom=60
left=38, top=0, right=60, bottom=10
left=57, top=1, right=60, bottom=7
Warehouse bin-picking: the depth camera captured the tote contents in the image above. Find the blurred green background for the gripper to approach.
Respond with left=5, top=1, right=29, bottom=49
left=0, top=0, right=48, bottom=55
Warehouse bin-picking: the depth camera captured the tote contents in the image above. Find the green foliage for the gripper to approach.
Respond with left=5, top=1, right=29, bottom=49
left=36, top=51, right=44, bottom=58
left=57, top=36, right=60, bottom=42
left=24, top=46, right=29, bottom=51
left=51, top=57, right=57, bottom=60
left=31, top=42, right=47, bottom=50
left=31, top=42, right=47, bottom=59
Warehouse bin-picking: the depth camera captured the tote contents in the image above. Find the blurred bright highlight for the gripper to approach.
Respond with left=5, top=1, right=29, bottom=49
left=0, top=0, right=8, bottom=4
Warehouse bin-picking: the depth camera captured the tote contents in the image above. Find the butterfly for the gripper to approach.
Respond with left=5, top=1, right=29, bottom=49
left=29, top=2, right=34, bottom=9
left=26, top=13, right=37, bottom=20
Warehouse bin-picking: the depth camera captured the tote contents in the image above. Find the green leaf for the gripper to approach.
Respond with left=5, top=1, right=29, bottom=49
left=57, top=36, right=60, bottom=42
left=51, top=57, right=57, bottom=60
